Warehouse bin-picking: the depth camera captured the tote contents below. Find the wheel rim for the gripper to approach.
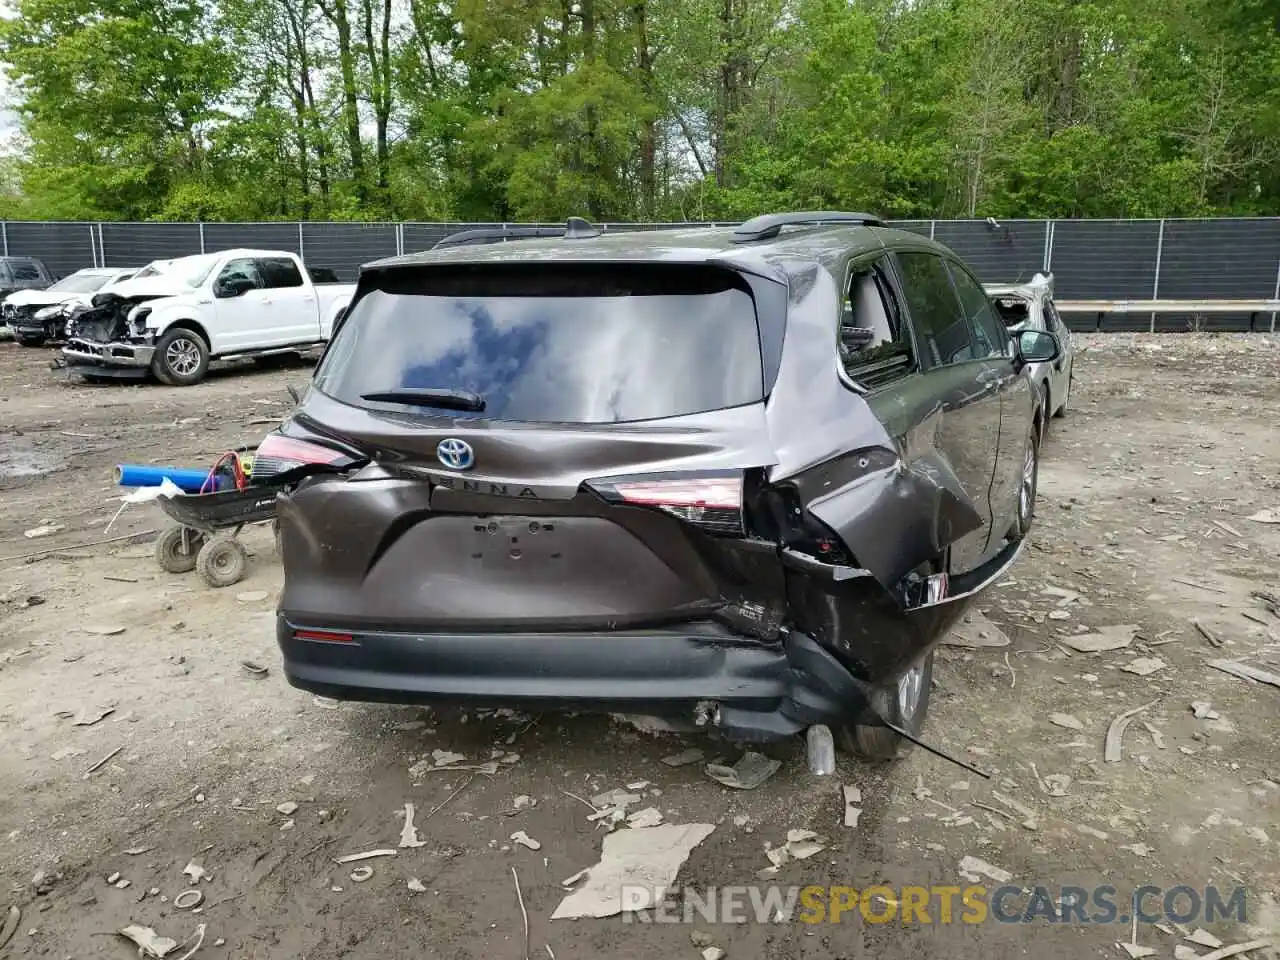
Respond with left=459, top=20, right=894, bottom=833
left=211, top=548, right=237, bottom=575
left=897, top=664, right=924, bottom=719
left=166, top=337, right=201, bottom=376
left=1020, top=439, right=1037, bottom=525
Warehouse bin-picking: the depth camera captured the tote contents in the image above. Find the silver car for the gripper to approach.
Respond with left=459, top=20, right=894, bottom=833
left=985, top=273, right=1074, bottom=433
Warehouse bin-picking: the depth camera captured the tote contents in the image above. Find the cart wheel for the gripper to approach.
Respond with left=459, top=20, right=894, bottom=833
left=196, top=535, right=249, bottom=588
left=155, top=526, right=205, bottom=574
left=272, top=518, right=282, bottom=556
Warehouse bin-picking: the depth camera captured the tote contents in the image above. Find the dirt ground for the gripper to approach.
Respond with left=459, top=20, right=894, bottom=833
left=2, top=334, right=1279, bottom=960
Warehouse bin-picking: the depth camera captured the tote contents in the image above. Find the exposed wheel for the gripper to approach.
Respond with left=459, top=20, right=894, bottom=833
left=154, top=525, right=205, bottom=574
left=1015, top=424, right=1040, bottom=538
left=838, top=652, right=934, bottom=760
left=195, top=535, right=248, bottom=588
left=16, top=334, right=46, bottom=347
left=152, top=327, right=210, bottom=386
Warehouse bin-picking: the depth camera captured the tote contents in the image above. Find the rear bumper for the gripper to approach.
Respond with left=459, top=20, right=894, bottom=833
left=278, top=617, right=872, bottom=742
left=62, top=337, right=154, bottom=369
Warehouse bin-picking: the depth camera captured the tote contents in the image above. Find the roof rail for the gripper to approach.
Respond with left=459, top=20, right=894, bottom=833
left=432, top=225, right=568, bottom=250
left=732, top=211, right=886, bottom=243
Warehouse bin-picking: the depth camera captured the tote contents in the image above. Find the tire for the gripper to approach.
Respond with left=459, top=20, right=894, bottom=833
left=1039, top=381, right=1051, bottom=438
left=154, top=526, right=206, bottom=574
left=195, top=535, right=248, bottom=588
left=1015, top=425, right=1040, bottom=538
left=16, top=334, right=46, bottom=347
left=152, top=327, right=210, bottom=386
left=838, top=652, right=935, bottom=760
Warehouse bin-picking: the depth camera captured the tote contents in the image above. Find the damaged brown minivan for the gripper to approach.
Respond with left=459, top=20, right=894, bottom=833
left=262, top=213, right=1061, bottom=759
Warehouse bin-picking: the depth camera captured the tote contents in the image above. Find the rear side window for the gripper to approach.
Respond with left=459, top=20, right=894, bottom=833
left=840, top=259, right=914, bottom=389
left=11, top=261, right=41, bottom=281
left=315, top=263, right=765, bottom=424
left=258, top=257, right=304, bottom=288
left=895, top=252, right=974, bottom=368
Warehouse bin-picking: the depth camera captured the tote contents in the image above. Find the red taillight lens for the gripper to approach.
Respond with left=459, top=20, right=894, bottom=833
left=586, top=472, right=744, bottom=535
left=294, top=629, right=354, bottom=644
left=252, top=433, right=347, bottom=481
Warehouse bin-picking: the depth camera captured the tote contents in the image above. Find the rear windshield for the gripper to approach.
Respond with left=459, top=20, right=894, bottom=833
left=49, top=272, right=112, bottom=294
left=314, top=264, right=765, bottom=424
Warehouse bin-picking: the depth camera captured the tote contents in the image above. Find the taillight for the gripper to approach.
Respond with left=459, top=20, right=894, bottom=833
left=252, top=433, right=348, bottom=482
left=294, top=629, right=355, bottom=644
left=586, top=471, right=744, bottom=535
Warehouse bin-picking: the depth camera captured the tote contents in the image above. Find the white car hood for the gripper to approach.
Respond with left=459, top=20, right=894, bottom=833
left=96, top=276, right=191, bottom=300
left=4, top=288, right=73, bottom=308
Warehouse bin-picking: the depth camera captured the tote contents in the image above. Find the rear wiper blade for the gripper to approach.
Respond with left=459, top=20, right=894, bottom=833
left=361, top=388, right=486, bottom=412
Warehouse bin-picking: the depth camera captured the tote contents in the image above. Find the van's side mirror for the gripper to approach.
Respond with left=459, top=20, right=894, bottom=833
left=1014, top=329, right=1060, bottom=370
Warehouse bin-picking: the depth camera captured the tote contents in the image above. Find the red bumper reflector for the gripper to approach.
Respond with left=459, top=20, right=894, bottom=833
left=294, top=629, right=355, bottom=644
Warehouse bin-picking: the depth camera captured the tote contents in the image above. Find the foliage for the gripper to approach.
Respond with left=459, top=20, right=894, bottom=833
left=1, top=0, right=1278, bottom=220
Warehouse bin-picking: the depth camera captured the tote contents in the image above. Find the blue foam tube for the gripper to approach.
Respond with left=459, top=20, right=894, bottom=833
left=114, top=464, right=223, bottom=493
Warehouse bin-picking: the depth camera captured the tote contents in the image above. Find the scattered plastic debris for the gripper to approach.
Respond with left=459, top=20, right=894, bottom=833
left=350, top=866, right=374, bottom=883
left=763, top=829, right=826, bottom=872
left=1174, top=946, right=1202, bottom=960
left=1194, top=940, right=1274, bottom=960
left=432, top=749, right=466, bottom=767
left=82, top=624, right=126, bottom=637
left=1141, top=723, right=1166, bottom=749
left=399, top=802, right=427, bottom=848
left=1187, top=929, right=1223, bottom=949
left=705, top=752, right=780, bottom=790
left=107, top=872, right=121, bottom=885
left=626, top=807, right=664, bottom=828
left=1120, top=842, right=1153, bottom=857
left=702, top=949, right=726, bottom=960
left=240, top=660, right=269, bottom=677
left=1118, top=944, right=1156, bottom=958
left=1059, top=625, right=1139, bottom=653
left=1206, top=660, right=1280, bottom=689
left=1121, top=657, right=1165, bottom=677
left=661, top=748, right=705, bottom=767
left=182, top=862, right=208, bottom=884
left=587, top=789, right=643, bottom=828
left=73, top=706, right=115, bottom=726
left=173, top=890, right=203, bottom=910
left=118, top=925, right=178, bottom=958
left=1105, top=701, right=1156, bottom=763
left=958, top=855, right=1012, bottom=884
left=407, top=878, right=427, bottom=893
left=551, top=823, right=716, bottom=919
left=23, top=524, right=63, bottom=539
left=236, top=590, right=269, bottom=603
left=1049, top=713, right=1085, bottom=731
left=276, top=802, right=298, bottom=816
left=1246, top=508, right=1280, bottom=524
left=512, top=795, right=536, bottom=813
left=843, top=785, right=862, bottom=828
left=511, top=830, right=541, bottom=850
left=335, top=849, right=397, bottom=864
left=1191, top=702, right=1220, bottom=720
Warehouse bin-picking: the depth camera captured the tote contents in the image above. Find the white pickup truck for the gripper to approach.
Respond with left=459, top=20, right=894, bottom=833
left=61, top=249, right=355, bottom=385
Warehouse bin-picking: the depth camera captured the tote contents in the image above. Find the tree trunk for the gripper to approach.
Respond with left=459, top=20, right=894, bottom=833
left=634, top=0, right=656, bottom=218
left=361, top=0, right=393, bottom=196
left=318, top=0, right=366, bottom=200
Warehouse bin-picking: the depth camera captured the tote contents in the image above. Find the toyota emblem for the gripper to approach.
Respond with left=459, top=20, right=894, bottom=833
left=436, top=438, right=475, bottom=471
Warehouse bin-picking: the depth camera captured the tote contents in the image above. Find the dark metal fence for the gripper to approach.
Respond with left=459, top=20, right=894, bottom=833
left=2, top=218, right=1277, bottom=332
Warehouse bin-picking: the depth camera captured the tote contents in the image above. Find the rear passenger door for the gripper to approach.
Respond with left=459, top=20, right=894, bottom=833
left=891, top=250, right=1002, bottom=574
left=946, top=260, right=1030, bottom=546
left=256, top=256, right=320, bottom=345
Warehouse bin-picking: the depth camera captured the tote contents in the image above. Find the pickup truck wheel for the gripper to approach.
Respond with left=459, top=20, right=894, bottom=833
left=153, top=328, right=210, bottom=386
left=838, top=652, right=934, bottom=760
